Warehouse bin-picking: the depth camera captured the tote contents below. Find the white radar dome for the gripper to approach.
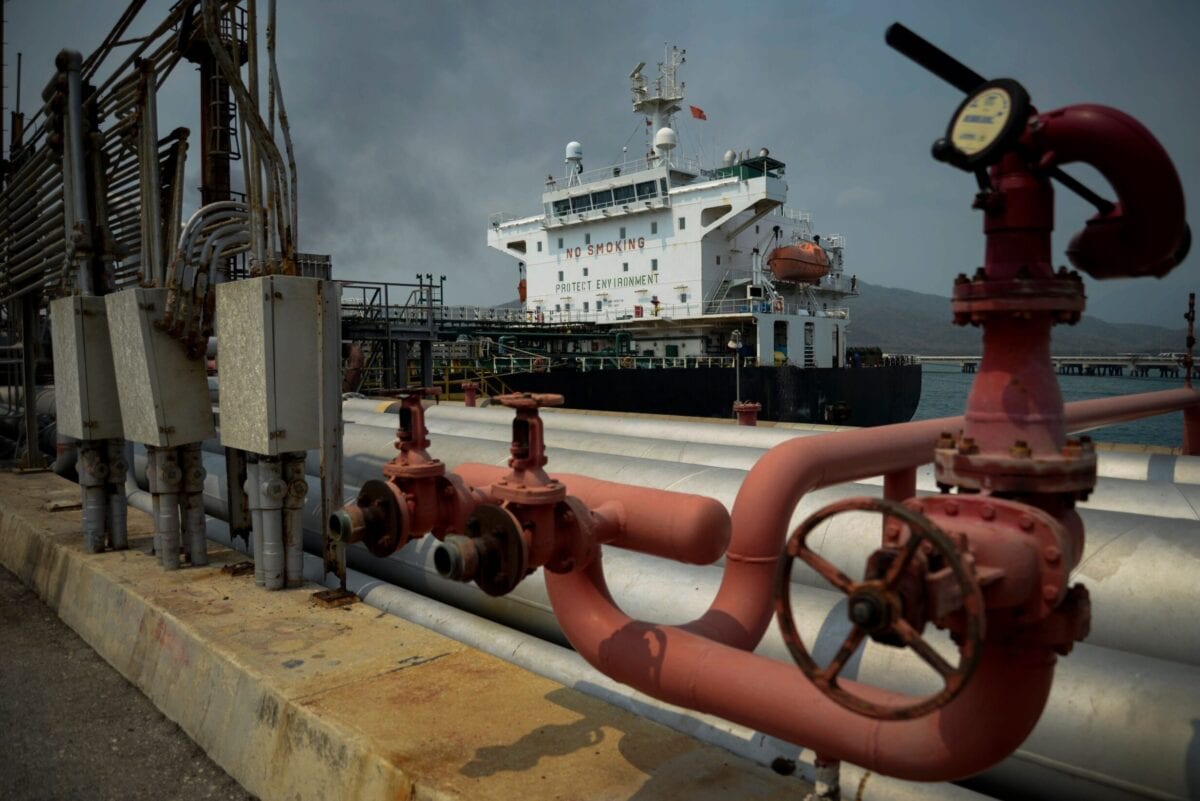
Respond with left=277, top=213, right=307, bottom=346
left=565, top=141, right=584, bottom=162
left=723, top=149, right=737, bottom=166
left=654, top=127, right=678, bottom=151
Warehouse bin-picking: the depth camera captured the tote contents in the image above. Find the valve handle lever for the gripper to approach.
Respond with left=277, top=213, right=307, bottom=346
left=884, top=22, right=985, bottom=94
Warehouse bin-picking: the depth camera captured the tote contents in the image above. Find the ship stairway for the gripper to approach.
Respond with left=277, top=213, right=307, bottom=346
left=804, top=346, right=815, bottom=368
left=704, top=272, right=735, bottom=313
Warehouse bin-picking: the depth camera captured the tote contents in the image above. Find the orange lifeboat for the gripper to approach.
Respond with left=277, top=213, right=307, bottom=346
left=768, top=242, right=829, bottom=283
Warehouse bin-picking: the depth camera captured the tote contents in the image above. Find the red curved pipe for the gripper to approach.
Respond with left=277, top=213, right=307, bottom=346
left=1028, top=104, right=1188, bottom=279
left=453, top=463, right=731, bottom=565
left=455, top=387, right=1200, bottom=650
left=689, top=416, right=955, bottom=647
left=545, top=559, right=1054, bottom=782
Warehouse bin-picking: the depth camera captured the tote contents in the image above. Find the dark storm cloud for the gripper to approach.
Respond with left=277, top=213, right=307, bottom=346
left=6, top=1, right=1198, bottom=320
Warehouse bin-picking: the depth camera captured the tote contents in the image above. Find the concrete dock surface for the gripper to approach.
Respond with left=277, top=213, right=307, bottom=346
left=0, top=470, right=808, bottom=801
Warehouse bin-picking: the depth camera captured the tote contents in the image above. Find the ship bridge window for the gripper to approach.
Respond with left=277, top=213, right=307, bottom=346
left=537, top=241, right=542, bottom=252
left=552, top=199, right=571, bottom=217
left=636, top=181, right=657, bottom=200
left=591, top=189, right=613, bottom=209
left=613, top=184, right=635, bottom=204
left=571, top=195, right=592, bottom=212
left=660, top=178, right=668, bottom=195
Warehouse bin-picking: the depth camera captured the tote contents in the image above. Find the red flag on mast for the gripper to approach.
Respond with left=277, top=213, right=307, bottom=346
left=689, top=105, right=707, bottom=120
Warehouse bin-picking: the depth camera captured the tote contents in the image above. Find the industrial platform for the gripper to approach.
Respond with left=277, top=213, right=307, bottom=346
left=0, top=471, right=808, bottom=801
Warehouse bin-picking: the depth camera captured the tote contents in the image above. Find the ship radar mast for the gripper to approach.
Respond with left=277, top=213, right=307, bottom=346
left=631, top=45, right=686, bottom=163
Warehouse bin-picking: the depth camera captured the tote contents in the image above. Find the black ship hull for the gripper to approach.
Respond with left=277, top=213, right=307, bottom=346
left=499, top=364, right=922, bottom=427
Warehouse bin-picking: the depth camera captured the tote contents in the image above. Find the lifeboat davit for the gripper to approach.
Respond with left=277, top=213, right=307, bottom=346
left=768, top=242, right=829, bottom=283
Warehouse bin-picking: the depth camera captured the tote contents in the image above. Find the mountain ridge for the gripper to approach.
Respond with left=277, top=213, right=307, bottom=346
left=844, top=280, right=1187, bottom=355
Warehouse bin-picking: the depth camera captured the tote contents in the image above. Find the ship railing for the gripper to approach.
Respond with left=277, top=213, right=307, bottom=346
left=478, top=354, right=758, bottom=373
left=534, top=299, right=851, bottom=324
left=779, top=207, right=813, bottom=224
left=572, top=355, right=754, bottom=371
left=431, top=305, right=531, bottom=324
left=488, top=211, right=524, bottom=226
left=555, top=155, right=706, bottom=192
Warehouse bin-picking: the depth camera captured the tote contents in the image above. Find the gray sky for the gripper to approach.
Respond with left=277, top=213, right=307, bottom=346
left=6, top=1, right=1199, bottom=323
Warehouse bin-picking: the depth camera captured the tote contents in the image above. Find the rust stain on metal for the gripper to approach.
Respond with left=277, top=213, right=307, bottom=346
left=311, top=588, right=358, bottom=608
left=221, top=560, right=255, bottom=576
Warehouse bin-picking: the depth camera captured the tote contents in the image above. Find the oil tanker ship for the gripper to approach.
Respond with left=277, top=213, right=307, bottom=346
left=484, top=47, right=920, bottom=426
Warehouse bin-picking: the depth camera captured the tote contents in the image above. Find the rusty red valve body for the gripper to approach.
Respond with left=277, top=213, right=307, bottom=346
left=436, top=393, right=600, bottom=595
left=331, top=387, right=476, bottom=556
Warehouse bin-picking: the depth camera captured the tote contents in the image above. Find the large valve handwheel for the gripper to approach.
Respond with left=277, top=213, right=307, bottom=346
left=773, top=496, right=985, bottom=720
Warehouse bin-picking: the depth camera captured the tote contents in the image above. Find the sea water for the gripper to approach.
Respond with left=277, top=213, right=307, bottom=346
left=912, top=364, right=1185, bottom=448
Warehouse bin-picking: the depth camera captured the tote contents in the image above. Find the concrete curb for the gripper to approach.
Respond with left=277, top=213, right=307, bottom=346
left=0, top=471, right=802, bottom=801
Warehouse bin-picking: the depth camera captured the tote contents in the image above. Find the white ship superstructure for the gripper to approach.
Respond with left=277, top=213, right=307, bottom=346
left=487, top=46, right=857, bottom=369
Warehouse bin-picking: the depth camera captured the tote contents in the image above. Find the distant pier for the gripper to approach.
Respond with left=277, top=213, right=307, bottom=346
left=907, top=354, right=1193, bottom=378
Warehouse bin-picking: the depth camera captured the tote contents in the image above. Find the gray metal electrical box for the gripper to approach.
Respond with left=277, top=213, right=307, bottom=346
left=50, top=295, right=124, bottom=440
left=106, top=287, right=215, bottom=447
left=216, top=275, right=332, bottom=455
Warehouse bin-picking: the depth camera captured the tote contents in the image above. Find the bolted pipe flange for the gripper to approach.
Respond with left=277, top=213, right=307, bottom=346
left=436, top=503, right=528, bottom=597
left=950, top=274, right=1086, bottom=327
left=332, top=479, right=409, bottom=557
left=934, top=444, right=1096, bottom=496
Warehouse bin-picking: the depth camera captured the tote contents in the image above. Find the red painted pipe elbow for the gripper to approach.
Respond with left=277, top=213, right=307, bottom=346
left=1028, top=104, right=1188, bottom=279
left=546, top=559, right=1055, bottom=782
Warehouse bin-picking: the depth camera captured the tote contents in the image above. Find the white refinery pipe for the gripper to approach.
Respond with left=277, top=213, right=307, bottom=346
left=325, top=421, right=1200, bottom=667
left=342, top=405, right=1200, bottom=519
left=124, top=488, right=989, bottom=801
left=137, top=448, right=1200, bottom=801
left=345, top=398, right=1200, bottom=485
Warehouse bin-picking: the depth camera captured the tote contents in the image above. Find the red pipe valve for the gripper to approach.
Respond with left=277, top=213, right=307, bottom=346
left=331, top=386, right=476, bottom=556
left=774, top=497, right=985, bottom=720
left=490, top=393, right=567, bottom=506
left=436, top=393, right=602, bottom=595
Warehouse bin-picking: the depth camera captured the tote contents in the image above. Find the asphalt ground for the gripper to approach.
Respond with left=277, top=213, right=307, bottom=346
left=0, top=564, right=256, bottom=801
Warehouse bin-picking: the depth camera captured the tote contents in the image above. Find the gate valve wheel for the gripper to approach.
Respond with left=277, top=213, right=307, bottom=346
left=773, top=496, right=985, bottom=720
left=496, top=392, right=565, bottom=410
